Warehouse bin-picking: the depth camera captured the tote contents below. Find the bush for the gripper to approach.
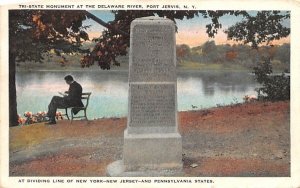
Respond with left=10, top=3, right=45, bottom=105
left=253, top=58, right=290, bottom=101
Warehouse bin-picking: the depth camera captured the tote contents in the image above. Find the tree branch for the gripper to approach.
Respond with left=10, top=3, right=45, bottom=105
left=85, top=11, right=129, bottom=37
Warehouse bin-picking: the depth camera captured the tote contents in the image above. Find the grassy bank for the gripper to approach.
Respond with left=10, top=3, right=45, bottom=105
left=10, top=101, right=289, bottom=152
left=9, top=100, right=290, bottom=176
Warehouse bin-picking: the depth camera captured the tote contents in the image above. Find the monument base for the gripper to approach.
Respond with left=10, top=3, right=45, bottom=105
left=107, top=160, right=183, bottom=177
left=106, top=129, right=183, bottom=177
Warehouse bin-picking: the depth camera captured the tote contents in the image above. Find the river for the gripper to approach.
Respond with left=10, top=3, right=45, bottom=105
left=16, top=70, right=258, bottom=119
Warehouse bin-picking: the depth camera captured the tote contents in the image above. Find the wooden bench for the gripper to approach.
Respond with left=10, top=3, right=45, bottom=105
left=63, top=92, right=92, bottom=123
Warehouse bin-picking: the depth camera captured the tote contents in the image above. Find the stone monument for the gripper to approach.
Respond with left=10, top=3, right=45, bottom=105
left=107, top=16, right=182, bottom=176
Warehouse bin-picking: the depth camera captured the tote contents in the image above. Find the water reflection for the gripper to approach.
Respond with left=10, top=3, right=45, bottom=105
left=180, top=71, right=255, bottom=95
left=16, top=70, right=258, bottom=118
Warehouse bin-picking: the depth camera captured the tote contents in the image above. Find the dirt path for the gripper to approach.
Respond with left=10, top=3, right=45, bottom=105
left=9, top=101, right=290, bottom=176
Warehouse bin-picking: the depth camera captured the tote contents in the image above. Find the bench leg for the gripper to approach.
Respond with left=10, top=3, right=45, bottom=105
left=69, top=108, right=88, bottom=123
left=71, top=108, right=74, bottom=124
left=84, top=109, right=88, bottom=120
left=65, top=108, right=70, bottom=120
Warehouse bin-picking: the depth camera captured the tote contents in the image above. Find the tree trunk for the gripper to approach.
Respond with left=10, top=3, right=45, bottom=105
left=9, top=52, right=18, bottom=126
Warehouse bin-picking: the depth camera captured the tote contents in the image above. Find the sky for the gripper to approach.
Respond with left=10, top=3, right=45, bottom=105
left=84, top=10, right=290, bottom=47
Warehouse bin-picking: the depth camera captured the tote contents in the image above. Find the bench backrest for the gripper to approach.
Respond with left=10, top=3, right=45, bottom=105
left=81, top=92, right=92, bottom=108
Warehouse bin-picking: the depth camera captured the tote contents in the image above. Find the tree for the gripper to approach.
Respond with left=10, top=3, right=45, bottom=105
left=9, top=10, right=290, bottom=126
left=225, top=11, right=290, bottom=100
left=201, top=40, right=219, bottom=63
left=274, top=43, right=290, bottom=65
left=225, top=50, right=238, bottom=61
left=9, top=10, right=90, bottom=126
left=9, top=10, right=201, bottom=126
left=225, top=11, right=290, bottom=48
left=176, top=44, right=191, bottom=63
left=253, top=58, right=290, bottom=101
left=82, top=10, right=290, bottom=67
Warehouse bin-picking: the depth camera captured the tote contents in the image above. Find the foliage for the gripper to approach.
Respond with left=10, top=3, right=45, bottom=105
left=9, top=10, right=290, bottom=126
left=225, top=50, right=238, bottom=61
left=226, top=11, right=290, bottom=48
left=82, top=10, right=202, bottom=68
left=9, top=10, right=91, bottom=126
left=253, top=58, right=290, bottom=101
left=82, top=10, right=289, bottom=69
left=9, top=10, right=90, bottom=62
left=10, top=10, right=290, bottom=69
left=179, top=43, right=290, bottom=71
left=273, top=43, right=290, bottom=64
left=201, top=41, right=220, bottom=63
left=176, top=44, right=191, bottom=63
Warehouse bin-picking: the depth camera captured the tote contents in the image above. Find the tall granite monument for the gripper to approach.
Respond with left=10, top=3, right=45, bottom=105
left=107, top=16, right=182, bottom=176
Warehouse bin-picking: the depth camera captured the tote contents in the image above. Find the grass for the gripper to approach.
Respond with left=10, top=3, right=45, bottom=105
left=9, top=123, right=51, bottom=151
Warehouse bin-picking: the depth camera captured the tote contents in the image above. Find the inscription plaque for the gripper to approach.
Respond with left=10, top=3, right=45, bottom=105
left=129, top=24, right=176, bottom=82
left=129, top=83, right=176, bottom=128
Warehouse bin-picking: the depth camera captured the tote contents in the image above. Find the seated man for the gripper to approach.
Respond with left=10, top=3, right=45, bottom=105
left=46, top=75, right=83, bottom=124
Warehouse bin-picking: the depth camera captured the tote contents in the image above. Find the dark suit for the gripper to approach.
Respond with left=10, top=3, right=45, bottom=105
left=47, top=81, right=84, bottom=120
left=65, top=81, right=84, bottom=107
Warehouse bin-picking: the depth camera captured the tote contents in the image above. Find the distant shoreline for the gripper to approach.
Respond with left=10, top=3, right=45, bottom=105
left=16, top=67, right=253, bottom=73
left=16, top=63, right=286, bottom=73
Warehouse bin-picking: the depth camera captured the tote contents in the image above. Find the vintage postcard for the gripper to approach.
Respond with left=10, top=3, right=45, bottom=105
left=1, top=0, right=300, bottom=187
